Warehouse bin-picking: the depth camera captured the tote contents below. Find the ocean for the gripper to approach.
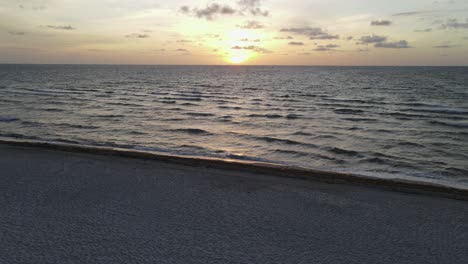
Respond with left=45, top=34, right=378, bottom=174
left=0, top=64, right=467, bottom=188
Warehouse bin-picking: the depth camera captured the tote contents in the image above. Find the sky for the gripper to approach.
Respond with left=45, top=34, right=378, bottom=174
left=1, top=0, right=468, bottom=65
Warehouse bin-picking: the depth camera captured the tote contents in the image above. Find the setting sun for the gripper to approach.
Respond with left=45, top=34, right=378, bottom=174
left=226, top=51, right=251, bottom=64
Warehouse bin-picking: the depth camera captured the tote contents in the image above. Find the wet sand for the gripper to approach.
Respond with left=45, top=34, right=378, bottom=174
left=1, top=143, right=467, bottom=263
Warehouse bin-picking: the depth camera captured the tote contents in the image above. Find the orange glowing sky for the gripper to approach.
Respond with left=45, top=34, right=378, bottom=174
left=1, top=0, right=468, bottom=65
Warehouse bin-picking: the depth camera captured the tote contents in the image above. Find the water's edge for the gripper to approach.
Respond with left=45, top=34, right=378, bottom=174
left=1, top=138, right=467, bottom=200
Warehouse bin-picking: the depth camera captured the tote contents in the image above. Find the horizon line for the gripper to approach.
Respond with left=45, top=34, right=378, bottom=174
left=1, top=63, right=467, bottom=67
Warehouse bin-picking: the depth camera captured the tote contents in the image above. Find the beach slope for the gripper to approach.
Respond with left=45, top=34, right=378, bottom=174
left=0, top=144, right=467, bottom=263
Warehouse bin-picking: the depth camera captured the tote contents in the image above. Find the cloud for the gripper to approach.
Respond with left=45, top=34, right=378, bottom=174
left=345, top=36, right=353, bottom=41
left=8, top=31, right=26, bottom=36
left=179, top=4, right=236, bottom=20
left=356, top=48, right=369, bottom=52
left=440, top=18, right=468, bottom=29
left=176, top=39, right=192, bottom=43
left=180, top=6, right=190, bottom=13
left=371, top=20, right=392, bottom=26
left=415, top=28, right=432, bottom=32
left=393, top=11, right=426, bottom=16
left=280, top=27, right=339, bottom=40
left=176, top=48, right=188, bottom=52
left=313, top=44, right=339, bottom=51
left=374, top=40, right=412, bottom=48
left=274, top=36, right=293, bottom=40
left=43, top=25, right=76, bottom=30
left=358, top=35, right=387, bottom=44
left=231, top=45, right=272, bottom=53
left=433, top=44, right=456, bottom=48
left=237, top=0, right=269, bottom=16
left=240, top=38, right=260, bottom=42
left=125, top=33, right=150, bottom=38
left=179, top=0, right=268, bottom=20
left=288, top=41, right=304, bottom=46
left=238, top=20, right=264, bottom=29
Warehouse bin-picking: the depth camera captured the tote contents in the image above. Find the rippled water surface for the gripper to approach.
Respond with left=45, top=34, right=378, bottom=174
left=1, top=65, right=467, bottom=187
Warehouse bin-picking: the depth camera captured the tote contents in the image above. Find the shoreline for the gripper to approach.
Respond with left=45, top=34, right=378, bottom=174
left=1, top=138, right=467, bottom=200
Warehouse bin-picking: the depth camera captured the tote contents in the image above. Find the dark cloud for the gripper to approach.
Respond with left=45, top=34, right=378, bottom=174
left=313, top=44, right=339, bottom=51
left=345, top=36, right=353, bottom=41
left=176, top=39, right=192, bottom=43
left=176, top=48, right=188, bottom=52
left=440, top=18, right=468, bottom=29
left=298, top=52, right=311, bottom=55
left=280, top=27, right=339, bottom=40
left=179, top=0, right=268, bottom=20
left=197, top=4, right=236, bottom=20
left=125, top=33, right=150, bottom=38
left=180, top=6, right=190, bottom=13
left=19, top=4, right=24, bottom=9
left=433, top=44, right=456, bottom=48
left=238, top=20, right=264, bottom=29
left=415, top=28, right=432, bottom=32
left=288, top=41, right=304, bottom=46
left=231, top=45, right=272, bottom=53
left=237, top=0, right=269, bottom=16
left=371, top=20, right=392, bottom=26
left=374, top=40, right=412, bottom=48
left=43, top=25, right=76, bottom=30
left=179, top=4, right=236, bottom=20
left=8, top=31, right=26, bottom=35
left=358, top=35, right=387, bottom=44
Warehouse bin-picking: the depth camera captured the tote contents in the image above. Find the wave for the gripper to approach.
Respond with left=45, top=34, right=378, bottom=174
left=218, top=106, right=243, bottom=110
left=274, top=149, right=310, bottom=157
left=252, top=135, right=318, bottom=148
left=106, top=102, right=145, bottom=107
left=401, top=108, right=468, bottom=115
left=180, top=102, right=199, bottom=106
left=286, top=114, right=301, bottom=119
left=185, top=112, right=215, bottom=117
left=293, top=131, right=313, bottom=136
left=0, top=117, right=19, bottom=122
left=341, top=117, right=377, bottom=122
left=160, top=100, right=176, bottom=104
left=247, top=114, right=283, bottom=119
left=168, top=128, right=212, bottom=135
left=162, top=97, right=202, bottom=101
left=21, top=121, right=100, bottom=129
left=429, top=120, right=468, bottom=128
left=96, top=114, right=125, bottom=118
left=334, top=109, right=365, bottom=115
left=326, top=147, right=361, bottom=157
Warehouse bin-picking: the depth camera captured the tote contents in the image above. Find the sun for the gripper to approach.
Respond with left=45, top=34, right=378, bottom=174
left=227, top=51, right=250, bottom=64
left=222, top=29, right=259, bottom=64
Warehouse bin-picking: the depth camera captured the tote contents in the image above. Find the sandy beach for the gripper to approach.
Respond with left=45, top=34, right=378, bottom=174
left=1, top=143, right=467, bottom=263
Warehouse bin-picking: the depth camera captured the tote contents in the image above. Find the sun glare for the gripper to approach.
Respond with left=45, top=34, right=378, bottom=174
left=227, top=52, right=250, bottom=64
left=222, top=29, right=260, bottom=64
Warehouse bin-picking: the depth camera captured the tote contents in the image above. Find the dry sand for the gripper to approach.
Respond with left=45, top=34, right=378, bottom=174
left=1, top=144, right=467, bottom=263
